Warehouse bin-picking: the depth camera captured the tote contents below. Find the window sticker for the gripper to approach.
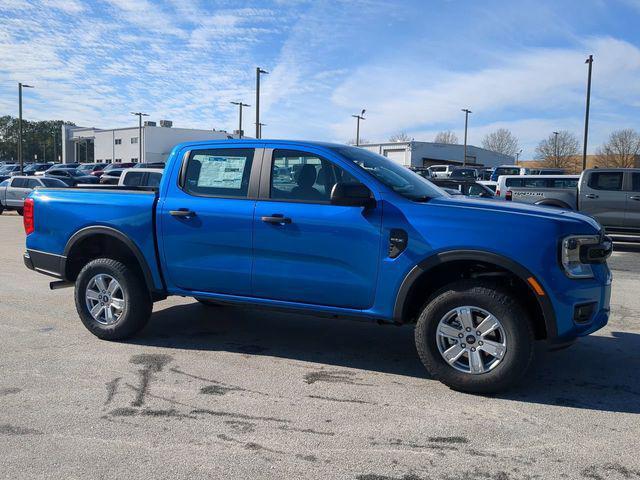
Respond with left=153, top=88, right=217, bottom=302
left=196, top=156, right=247, bottom=189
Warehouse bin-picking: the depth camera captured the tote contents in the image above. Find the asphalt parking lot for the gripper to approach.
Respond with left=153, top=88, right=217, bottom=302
left=1, top=213, right=639, bottom=480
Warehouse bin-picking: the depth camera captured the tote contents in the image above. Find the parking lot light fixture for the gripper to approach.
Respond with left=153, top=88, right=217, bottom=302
left=582, top=55, right=594, bottom=172
left=255, top=68, right=269, bottom=139
left=130, top=112, right=149, bottom=163
left=553, top=131, right=559, bottom=166
left=352, top=109, right=366, bottom=146
left=231, top=101, right=250, bottom=139
left=461, top=108, right=472, bottom=166
left=18, top=83, right=35, bottom=174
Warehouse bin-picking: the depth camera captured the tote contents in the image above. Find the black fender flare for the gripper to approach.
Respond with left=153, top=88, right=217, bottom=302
left=62, top=226, right=161, bottom=297
left=534, top=199, right=572, bottom=210
left=393, top=250, right=557, bottom=339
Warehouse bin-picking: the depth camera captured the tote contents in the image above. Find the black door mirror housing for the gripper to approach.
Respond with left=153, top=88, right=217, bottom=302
left=330, top=182, right=375, bottom=207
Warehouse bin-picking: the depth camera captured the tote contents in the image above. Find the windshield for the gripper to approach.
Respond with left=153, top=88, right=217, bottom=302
left=332, top=146, right=446, bottom=201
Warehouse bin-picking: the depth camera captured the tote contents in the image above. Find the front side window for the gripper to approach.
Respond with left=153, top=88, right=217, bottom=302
left=147, top=172, right=162, bottom=187
left=27, top=179, right=41, bottom=189
left=182, top=148, right=254, bottom=198
left=270, top=149, right=360, bottom=202
left=332, top=146, right=445, bottom=201
left=632, top=173, right=640, bottom=192
left=588, top=172, right=623, bottom=191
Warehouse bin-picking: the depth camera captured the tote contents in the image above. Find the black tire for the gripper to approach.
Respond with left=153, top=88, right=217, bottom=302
left=16, top=208, right=23, bottom=216
left=74, top=258, right=152, bottom=340
left=415, top=279, right=534, bottom=394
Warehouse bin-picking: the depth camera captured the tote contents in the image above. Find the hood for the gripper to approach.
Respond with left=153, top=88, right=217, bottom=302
left=429, top=195, right=601, bottom=232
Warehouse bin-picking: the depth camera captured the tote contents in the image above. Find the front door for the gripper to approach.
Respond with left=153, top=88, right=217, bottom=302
left=159, top=147, right=260, bottom=295
left=252, top=148, right=382, bottom=309
left=625, top=172, right=640, bottom=230
left=580, top=170, right=626, bottom=228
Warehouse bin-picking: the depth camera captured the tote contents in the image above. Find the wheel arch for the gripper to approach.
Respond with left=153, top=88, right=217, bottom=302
left=62, top=226, right=163, bottom=299
left=534, top=199, right=572, bottom=209
left=393, top=250, right=557, bottom=340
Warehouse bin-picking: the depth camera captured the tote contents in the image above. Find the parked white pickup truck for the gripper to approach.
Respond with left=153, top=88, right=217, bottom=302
left=497, top=168, right=640, bottom=234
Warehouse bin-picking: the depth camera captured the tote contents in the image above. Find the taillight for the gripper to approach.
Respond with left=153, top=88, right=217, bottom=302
left=505, top=190, right=513, bottom=201
left=23, top=198, right=34, bottom=235
left=496, top=189, right=500, bottom=196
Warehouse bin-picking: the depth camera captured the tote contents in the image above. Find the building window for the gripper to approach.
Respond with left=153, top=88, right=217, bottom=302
left=115, top=158, right=122, bottom=162
left=131, top=158, right=138, bottom=162
left=115, top=138, right=122, bottom=145
left=131, top=137, right=138, bottom=144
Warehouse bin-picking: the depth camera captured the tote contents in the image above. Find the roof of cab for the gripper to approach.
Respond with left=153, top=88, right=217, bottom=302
left=171, top=139, right=350, bottom=151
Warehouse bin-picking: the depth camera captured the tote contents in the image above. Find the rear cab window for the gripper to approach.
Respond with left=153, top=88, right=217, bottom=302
left=588, top=172, right=623, bottom=191
left=182, top=149, right=254, bottom=198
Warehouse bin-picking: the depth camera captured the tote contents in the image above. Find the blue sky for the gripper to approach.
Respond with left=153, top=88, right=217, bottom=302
left=1, top=0, right=639, bottom=158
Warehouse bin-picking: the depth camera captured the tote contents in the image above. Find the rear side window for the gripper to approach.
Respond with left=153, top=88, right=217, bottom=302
left=588, top=172, right=623, bottom=191
left=632, top=173, right=640, bottom=192
left=11, top=178, right=28, bottom=188
left=147, top=172, right=162, bottom=187
left=40, top=178, right=65, bottom=187
left=27, top=179, right=41, bottom=188
left=523, top=178, right=548, bottom=188
left=182, top=149, right=254, bottom=198
left=123, top=171, right=145, bottom=186
left=505, top=179, right=523, bottom=187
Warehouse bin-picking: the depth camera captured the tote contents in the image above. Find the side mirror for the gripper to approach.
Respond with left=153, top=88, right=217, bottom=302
left=330, top=182, right=375, bottom=207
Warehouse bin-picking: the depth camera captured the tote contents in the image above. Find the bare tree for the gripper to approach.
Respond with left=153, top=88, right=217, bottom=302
left=389, top=131, right=412, bottom=142
left=481, top=128, right=519, bottom=157
left=434, top=130, right=458, bottom=144
left=595, top=129, right=640, bottom=168
left=534, top=131, right=580, bottom=169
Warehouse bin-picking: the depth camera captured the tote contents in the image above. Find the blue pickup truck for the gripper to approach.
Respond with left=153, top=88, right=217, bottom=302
left=23, top=140, right=612, bottom=393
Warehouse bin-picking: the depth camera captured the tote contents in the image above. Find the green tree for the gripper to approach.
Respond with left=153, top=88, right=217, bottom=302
left=0, top=116, right=76, bottom=163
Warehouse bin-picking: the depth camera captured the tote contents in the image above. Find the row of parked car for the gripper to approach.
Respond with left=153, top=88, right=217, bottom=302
left=0, top=161, right=165, bottom=215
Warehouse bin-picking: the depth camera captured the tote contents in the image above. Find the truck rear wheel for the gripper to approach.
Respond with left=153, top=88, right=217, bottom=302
left=415, top=279, right=534, bottom=394
left=74, top=258, right=152, bottom=340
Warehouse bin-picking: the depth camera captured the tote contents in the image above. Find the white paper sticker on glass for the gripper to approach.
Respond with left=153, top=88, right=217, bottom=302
left=196, top=156, right=247, bottom=189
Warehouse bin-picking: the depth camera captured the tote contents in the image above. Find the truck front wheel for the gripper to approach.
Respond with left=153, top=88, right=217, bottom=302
left=415, top=280, right=534, bottom=394
left=74, top=258, right=152, bottom=340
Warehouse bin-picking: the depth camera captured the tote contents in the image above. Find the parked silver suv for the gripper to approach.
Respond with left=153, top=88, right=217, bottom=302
left=0, top=176, right=67, bottom=215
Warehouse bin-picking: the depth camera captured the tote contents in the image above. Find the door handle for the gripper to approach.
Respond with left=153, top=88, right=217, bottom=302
left=170, top=209, right=196, bottom=218
left=585, top=194, right=599, bottom=199
left=630, top=196, right=640, bottom=201
left=261, top=214, right=292, bottom=225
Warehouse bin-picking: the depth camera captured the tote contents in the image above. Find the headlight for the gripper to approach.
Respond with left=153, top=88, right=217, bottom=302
left=561, top=235, right=600, bottom=278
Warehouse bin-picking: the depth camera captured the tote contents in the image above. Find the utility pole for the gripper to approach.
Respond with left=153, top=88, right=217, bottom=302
left=515, top=149, right=522, bottom=164
left=582, top=54, right=593, bottom=172
left=231, top=101, right=250, bottom=138
left=18, top=83, right=34, bottom=174
left=130, top=112, right=149, bottom=163
left=461, top=108, right=472, bottom=166
left=255, top=67, right=268, bottom=138
left=553, top=131, right=559, bottom=167
left=352, top=109, right=366, bottom=146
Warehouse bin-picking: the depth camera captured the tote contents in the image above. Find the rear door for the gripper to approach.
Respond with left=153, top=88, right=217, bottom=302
left=625, top=172, right=640, bottom=230
left=579, top=171, right=626, bottom=228
left=6, top=178, right=29, bottom=207
left=158, top=146, right=261, bottom=295
left=252, top=147, right=382, bottom=309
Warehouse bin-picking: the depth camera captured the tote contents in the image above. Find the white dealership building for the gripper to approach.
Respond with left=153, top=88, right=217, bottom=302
left=359, top=141, right=514, bottom=168
left=61, top=120, right=240, bottom=164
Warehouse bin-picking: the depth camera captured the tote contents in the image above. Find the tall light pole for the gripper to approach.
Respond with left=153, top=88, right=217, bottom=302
left=255, top=67, right=268, bottom=139
left=461, top=108, right=472, bottom=166
left=582, top=54, right=593, bottom=172
left=258, top=123, right=266, bottom=138
left=515, top=149, right=522, bottom=164
left=352, top=109, right=366, bottom=146
left=231, top=101, right=250, bottom=138
left=553, top=131, right=559, bottom=167
left=18, top=83, right=34, bottom=174
left=130, top=112, right=149, bottom=163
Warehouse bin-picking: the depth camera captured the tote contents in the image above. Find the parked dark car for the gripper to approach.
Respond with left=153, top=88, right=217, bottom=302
left=23, top=163, right=54, bottom=176
left=45, top=168, right=99, bottom=186
left=92, top=162, right=136, bottom=177
left=99, top=168, right=125, bottom=184
left=0, top=164, right=20, bottom=182
left=77, top=163, right=108, bottom=175
left=432, top=179, right=495, bottom=198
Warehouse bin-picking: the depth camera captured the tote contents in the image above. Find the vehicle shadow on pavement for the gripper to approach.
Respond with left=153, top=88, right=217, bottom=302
left=132, top=302, right=640, bottom=414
